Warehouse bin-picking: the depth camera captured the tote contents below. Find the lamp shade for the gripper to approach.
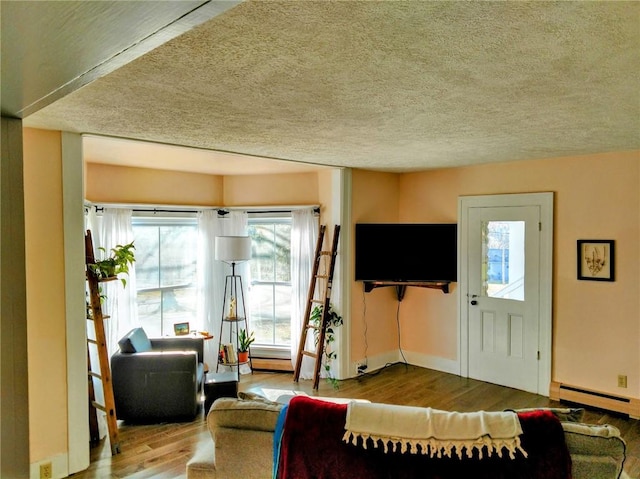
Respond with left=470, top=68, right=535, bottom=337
left=215, top=236, right=251, bottom=262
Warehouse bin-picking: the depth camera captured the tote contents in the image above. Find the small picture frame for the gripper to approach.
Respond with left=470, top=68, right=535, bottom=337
left=577, top=240, right=615, bottom=281
left=173, top=322, right=190, bottom=336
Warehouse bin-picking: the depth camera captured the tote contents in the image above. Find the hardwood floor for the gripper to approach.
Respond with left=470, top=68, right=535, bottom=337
left=71, top=364, right=640, bottom=478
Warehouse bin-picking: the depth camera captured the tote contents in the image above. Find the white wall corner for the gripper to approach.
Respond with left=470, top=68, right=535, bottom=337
left=62, top=132, right=90, bottom=474
left=332, top=168, right=351, bottom=381
left=350, top=350, right=400, bottom=377
left=350, top=350, right=459, bottom=379
left=402, top=351, right=460, bottom=376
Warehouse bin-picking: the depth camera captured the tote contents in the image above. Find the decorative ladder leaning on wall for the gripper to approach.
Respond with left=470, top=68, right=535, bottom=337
left=85, top=230, right=121, bottom=455
left=293, top=224, right=341, bottom=389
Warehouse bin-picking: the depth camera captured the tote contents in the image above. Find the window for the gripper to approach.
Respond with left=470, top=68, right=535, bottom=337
left=129, top=212, right=293, bottom=350
left=248, top=217, right=292, bottom=349
left=132, top=217, right=198, bottom=336
left=481, top=220, right=525, bottom=301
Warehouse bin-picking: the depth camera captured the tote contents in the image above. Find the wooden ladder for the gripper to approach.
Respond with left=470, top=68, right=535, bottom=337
left=85, top=230, right=121, bottom=455
left=293, top=224, right=341, bottom=389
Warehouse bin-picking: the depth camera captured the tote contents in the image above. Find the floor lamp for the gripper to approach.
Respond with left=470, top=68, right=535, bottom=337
left=215, top=235, right=252, bottom=376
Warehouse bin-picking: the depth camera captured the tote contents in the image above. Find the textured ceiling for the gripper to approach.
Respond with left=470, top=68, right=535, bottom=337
left=21, top=1, right=640, bottom=172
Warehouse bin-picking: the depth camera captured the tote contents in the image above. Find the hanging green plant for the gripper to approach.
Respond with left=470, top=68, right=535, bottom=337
left=88, top=241, right=136, bottom=287
left=310, top=303, right=343, bottom=389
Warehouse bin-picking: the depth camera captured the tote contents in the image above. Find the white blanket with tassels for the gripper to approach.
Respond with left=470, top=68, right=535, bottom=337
left=343, top=402, right=527, bottom=460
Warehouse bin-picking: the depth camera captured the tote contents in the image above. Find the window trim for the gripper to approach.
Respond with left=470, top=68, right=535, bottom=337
left=248, top=215, right=292, bottom=357
left=132, top=216, right=198, bottom=337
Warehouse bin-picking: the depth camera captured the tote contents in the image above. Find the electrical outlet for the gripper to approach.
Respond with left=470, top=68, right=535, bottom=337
left=618, top=375, right=628, bottom=388
left=356, top=362, right=368, bottom=374
left=40, top=462, right=52, bottom=479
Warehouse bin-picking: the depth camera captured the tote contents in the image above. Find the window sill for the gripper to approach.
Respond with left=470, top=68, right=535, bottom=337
left=251, top=345, right=290, bottom=360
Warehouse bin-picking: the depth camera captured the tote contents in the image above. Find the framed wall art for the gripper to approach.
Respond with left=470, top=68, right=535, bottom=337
left=577, top=240, right=615, bottom=281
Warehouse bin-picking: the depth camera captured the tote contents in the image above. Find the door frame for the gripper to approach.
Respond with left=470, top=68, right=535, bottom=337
left=458, top=192, right=554, bottom=396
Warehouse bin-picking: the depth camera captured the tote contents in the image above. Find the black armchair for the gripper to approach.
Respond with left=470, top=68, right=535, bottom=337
left=111, top=328, right=205, bottom=422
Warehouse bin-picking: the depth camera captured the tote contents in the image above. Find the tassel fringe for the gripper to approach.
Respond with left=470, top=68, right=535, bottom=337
left=342, top=431, right=528, bottom=460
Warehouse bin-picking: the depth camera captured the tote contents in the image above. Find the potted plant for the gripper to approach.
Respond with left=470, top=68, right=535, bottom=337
left=237, top=328, right=255, bottom=363
left=88, top=241, right=136, bottom=287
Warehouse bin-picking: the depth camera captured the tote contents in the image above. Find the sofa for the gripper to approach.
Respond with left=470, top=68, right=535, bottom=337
left=111, top=327, right=205, bottom=422
left=186, top=394, right=628, bottom=479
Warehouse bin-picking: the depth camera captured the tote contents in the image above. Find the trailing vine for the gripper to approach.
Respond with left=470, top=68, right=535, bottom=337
left=310, top=303, right=343, bottom=388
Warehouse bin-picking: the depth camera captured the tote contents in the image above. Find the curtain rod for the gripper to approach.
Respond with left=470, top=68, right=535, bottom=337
left=224, top=208, right=320, bottom=215
left=92, top=206, right=201, bottom=214
left=89, top=205, right=320, bottom=215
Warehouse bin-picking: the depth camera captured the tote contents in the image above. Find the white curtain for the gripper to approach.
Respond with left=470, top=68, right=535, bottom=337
left=85, top=207, right=138, bottom=355
left=84, top=207, right=137, bottom=439
left=196, top=210, right=223, bottom=369
left=196, top=210, right=249, bottom=372
left=290, top=208, right=319, bottom=379
left=97, top=208, right=139, bottom=355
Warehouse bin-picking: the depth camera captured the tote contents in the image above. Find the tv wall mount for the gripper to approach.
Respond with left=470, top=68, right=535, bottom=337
left=363, top=280, right=452, bottom=301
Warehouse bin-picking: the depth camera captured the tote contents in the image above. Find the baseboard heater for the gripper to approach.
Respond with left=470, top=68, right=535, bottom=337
left=250, top=357, right=294, bottom=373
left=550, top=381, right=640, bottom=419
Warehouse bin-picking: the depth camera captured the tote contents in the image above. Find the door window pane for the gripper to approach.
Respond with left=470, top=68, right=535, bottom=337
left=481, top=221, right=525, bottom=301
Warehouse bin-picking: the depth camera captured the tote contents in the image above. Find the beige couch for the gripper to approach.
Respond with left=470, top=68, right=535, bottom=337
left=186, top=396, right=628, bottom=479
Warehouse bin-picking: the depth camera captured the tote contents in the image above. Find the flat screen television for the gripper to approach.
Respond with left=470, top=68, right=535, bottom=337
left=355, top=223, right=457, bottom=282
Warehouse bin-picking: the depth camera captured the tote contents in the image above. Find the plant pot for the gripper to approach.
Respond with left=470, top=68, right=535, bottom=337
left=238, top=351, right=249, bottom=363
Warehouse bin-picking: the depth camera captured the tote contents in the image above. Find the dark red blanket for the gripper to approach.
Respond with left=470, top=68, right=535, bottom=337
left=276, top=396, right=571, bottom=479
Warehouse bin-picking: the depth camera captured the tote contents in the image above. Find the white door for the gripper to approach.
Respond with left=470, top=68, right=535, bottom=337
left=459, top=193, right=553, bottom=396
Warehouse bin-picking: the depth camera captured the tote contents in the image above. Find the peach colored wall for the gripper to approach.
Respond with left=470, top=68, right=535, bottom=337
left=350, top=169, right=401, bottom=362
left=85, top=163, right=223, bottom=205
left=395, top=151, right=640, bottom=398
left=85, top=165, right=324, bottom=209
left=317, top=170, right=334, bottom=228
left=223, top=172, right=319, bottom=207
left=22, top=128, right=69, bottom=461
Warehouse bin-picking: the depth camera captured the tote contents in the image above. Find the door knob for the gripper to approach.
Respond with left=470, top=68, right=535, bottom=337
left=470, top=300, right=478, bottom=306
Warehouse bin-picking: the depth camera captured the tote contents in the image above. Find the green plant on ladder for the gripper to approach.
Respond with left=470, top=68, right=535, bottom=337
left=310, top=303, right=343, bottom=388
left=88, top=241, right=136, bottom=287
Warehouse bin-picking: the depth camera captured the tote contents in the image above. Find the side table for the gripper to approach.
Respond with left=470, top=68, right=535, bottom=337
left=203, top=372, right=238, bottom=413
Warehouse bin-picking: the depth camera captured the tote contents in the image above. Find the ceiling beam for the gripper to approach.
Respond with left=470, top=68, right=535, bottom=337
left=1, top=1, right=241, bottom=118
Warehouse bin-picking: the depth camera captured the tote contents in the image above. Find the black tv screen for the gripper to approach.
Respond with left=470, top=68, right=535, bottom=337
left=355, top=223, right=457, bottom=282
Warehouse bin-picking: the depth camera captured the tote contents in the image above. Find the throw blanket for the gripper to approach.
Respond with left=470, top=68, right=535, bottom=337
left=344, top=402, right=526, bottom=459
left=276, top=396, right=572, bottom=479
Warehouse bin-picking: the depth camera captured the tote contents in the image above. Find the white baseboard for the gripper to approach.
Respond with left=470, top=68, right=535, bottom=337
left=350, top=350, right=399, bottom=377
left=403, top=350, right=460, bottom=375
left=350, top=350, right=459, bottom=378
